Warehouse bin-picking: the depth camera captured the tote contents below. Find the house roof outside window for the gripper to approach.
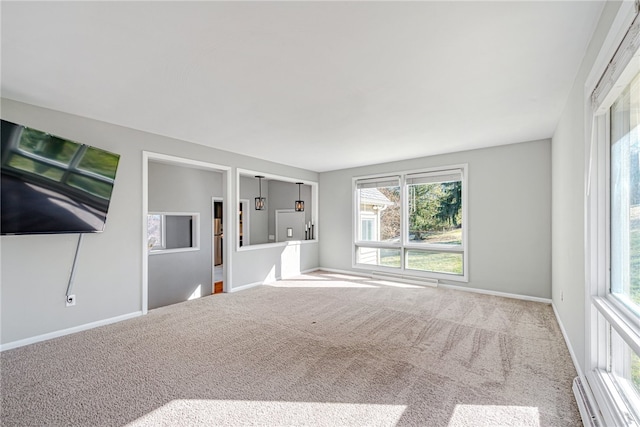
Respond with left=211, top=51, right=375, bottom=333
left=359, top=188, right=394, bottom=207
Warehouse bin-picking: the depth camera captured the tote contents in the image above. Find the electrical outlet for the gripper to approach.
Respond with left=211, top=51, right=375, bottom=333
left=66, top=294, right=76, bottom=307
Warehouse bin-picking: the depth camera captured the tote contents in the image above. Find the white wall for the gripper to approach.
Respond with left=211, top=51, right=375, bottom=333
left=320, top=139, right=552, bottom=299
left=0, top=98, right=319, bottom=346
left=551, top=0, right=621, bottom=374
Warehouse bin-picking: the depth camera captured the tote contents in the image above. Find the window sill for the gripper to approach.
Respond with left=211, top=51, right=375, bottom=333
left=353, top=263, right=468, bottom=283
left=592, top=296, right=640, bottom=356
left=148, top=247, right=200, bottom=255
left=237, top=239, right=318, bottom=252
left=586, top=368, right=639, bottom=426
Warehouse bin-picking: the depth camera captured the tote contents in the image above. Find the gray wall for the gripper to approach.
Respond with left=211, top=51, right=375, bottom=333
left=267, top=181, right=313, bottom=240
left=0, top=98, right=319, bottom=346
left=147, top=162, right=222, bottom=309
left=320, top=139, right=552, bottom=299
left=239, top=178, right=314, bottom=245
left=551, top=1, right=621, bottom=374
left=239, top=175, right=269, bottom=245
left=164, top=216, right=194, bottom=249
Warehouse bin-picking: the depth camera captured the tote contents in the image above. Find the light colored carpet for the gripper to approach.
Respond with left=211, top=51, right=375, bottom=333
left=1, top=271, right=580, bottom=426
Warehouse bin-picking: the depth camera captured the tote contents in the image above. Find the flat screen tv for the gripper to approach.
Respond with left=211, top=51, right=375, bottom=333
left=1, top=120, right=120, bottom=235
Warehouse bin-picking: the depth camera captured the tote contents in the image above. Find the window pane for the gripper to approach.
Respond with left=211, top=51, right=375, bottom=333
left=610, top=326, right=640, bottom=415
left=405, top=250, right=463, bottom=275
left=357, top=182, right=400, bottom=242
left=407, top=179, right=462, bottom=245
left=356, top=247, right=401, bottom=268
left=18, top=128, right=78, bottom=165
left=611, top=72, right=640, bottom=315
left=6, top=155, right=65, bottom=181
left=67, top=174, right=114, bottom=199
left=77, top=147, right=119, bottom=179
left=147, top=214, right=163, bottom=250
left=361, top=217, right=375, bottom=241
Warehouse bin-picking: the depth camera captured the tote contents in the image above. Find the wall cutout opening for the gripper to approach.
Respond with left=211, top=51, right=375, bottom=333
left=148, top=212, right=200, bottom=254
left=237, top=169, right=317, bottom=249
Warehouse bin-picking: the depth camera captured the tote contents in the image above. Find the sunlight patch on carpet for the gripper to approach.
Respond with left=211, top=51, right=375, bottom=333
left=127, top=399, right=407, bottom=426
left=448, top=404, right=540, bottom=427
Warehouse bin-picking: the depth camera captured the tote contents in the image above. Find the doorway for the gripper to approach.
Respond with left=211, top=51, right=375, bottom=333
left=212, top=198, right=223, bottom=294
left=142, top=151, right=231, bottom=314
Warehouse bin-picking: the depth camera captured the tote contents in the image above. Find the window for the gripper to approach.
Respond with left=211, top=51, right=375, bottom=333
left=354, top=176, right=401, bottom=268
left=610, top=327, right=640, bottom=407
left=356, top=176, right=400, bottom=243
left=602, top=71, right=640, bottom=423
left=354, top=166, right=467, bottom=281
left=147, top=214, right=165, bottom=250
left=405, top=170, right=464, bottom=276
left=610, top=72, right=640, bottom=318
left=360, top=216, right=376, bottom=241
left=586, top=20, right=640, bottom=423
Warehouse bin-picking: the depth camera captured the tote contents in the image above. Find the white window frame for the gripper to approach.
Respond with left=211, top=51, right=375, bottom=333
left=584, top=3, right=640, bottom=425
left=352, top=164, right=468, bottom=282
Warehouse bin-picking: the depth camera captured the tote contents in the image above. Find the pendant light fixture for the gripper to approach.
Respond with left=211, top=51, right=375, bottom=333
left=255, top=176, right=266, bottom=210
left=295, top=182, right=304, bottom=212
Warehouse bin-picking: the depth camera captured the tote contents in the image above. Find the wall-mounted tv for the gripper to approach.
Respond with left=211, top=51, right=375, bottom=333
left=1, top=120, right=120, bottom=235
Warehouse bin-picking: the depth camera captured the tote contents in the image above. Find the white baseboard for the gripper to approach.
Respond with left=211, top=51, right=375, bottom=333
left=551, top=302, right=584, bottom=378
left=228, top=281, right=263, bottom=293
left=552, top=303, right=604, bottom=427
left=0, top=311, right=143, bottom=352
left=438, top=282, right=552, bottom=304
left=314, top=267, right=352, bottom=275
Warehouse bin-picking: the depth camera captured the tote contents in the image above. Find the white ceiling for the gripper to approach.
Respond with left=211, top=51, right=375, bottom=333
left=1, top=1, right=604, bottom=172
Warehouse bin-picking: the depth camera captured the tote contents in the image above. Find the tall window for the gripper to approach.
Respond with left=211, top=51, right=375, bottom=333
left=354, top=167, right=467, bottom=281
left=354, top=176, right=401, bottom=268
left=611, top=72, right=640, bottom=317
left=587, top=53, right=640, bottom=424
left=405, top=170, right=464, bottom=276
left=608, top=71, right=640, bottom=414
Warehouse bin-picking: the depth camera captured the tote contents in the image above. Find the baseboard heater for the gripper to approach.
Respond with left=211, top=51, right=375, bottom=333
left=573, top=377, right=600, bottom=427
left=370, top=272, right=438, bottom=288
